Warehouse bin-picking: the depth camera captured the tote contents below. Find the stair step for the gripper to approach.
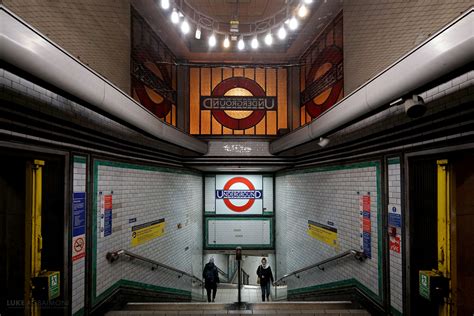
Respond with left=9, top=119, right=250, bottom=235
left=106, top=310, right=370, bottom=315
left=251, top=302, right=355, bottom=310
left=109, top=301, right=369, bottom=315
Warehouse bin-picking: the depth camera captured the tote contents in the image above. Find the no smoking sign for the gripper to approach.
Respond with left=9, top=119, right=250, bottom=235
left=72, top=235, right=86, bottom=261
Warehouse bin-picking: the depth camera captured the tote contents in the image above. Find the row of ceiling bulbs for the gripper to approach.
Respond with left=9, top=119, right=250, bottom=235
left=159, top=0, right=313, bottom=50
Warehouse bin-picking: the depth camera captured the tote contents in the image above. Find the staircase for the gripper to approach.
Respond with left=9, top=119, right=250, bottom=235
left=106, top=302, right=370, bottom=315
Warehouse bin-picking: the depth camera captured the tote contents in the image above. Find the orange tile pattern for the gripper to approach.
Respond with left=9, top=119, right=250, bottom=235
left=189, top=66, right=288, bottom=136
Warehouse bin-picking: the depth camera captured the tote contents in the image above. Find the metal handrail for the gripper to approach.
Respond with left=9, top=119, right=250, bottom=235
left=274, top=249, right=366, bottom=285
left=106, top=249, right=203, bottom=285
left=216, top=266, right=229, bottom=280
left=241, top=269, right=250, bottom=285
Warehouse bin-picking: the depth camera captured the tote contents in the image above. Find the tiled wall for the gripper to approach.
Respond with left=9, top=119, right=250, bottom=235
left=92, top=160, right=203, bottom=305
left=321, top=71, right=474, bottom=153
left=0, top=70, right=174, bottom=154
left=343, top=0, right=472, bottom=94
left=3, top=0, right=131, bottom=93
left=275, top=162, right=382, bottom=303
left=388, top=159, right=403, bottom=314
left=72, top=157, right=87, bottom=316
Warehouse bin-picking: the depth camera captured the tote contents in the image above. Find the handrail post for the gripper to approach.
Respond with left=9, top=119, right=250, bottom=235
left=236, top=246, right=242, bottom=305
left=237, top=260, right=241, bottom=303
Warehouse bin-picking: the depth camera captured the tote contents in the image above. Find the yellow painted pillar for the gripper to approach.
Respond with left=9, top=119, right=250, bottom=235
left=437, top=159, right=452, bottom=316
left=25, top=160, right=44, bottom=316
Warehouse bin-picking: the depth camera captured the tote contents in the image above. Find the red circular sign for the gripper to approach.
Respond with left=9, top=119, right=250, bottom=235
left=211, top=77, right=266, bottom=130
left=304, top=45, right=343, bottom=118
left=223, top=177, right=256, bottom=212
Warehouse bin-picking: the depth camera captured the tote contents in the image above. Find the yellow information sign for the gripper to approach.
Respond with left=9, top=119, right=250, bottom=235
left=131, top=218, right=165, bottom=247
left=307, top=220, right=338, bottom=248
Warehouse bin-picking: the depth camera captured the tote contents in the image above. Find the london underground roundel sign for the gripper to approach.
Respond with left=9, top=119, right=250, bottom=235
left=301, top=45, right=343, bottom=119
left=200, top=77, right=276, bottom=130
left=215, top=175, right=263, bottom=215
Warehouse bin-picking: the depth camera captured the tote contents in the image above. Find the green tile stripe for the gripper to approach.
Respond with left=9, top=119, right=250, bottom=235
left=276, top=161, right=380, bottom=176
left=93, top=281, right=120, bottom=308
left=288, top=278, right=380, bottom=305
left=204, top=217, right=274, bottom=249
left=92, top=279, right=191, bottom=309
left=391, top=306, right=403, bottom=316
left=91, top=159, right=197, bottom=307
left=120, top=279, right=192, bottom=297
left=388, top=157, right=401, bottom=165
left=72, top=308, right=84, bottom=316
left=73, top=156, right=87, bottom=164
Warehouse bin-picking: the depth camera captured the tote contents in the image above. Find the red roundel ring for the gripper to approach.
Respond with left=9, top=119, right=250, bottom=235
left=211, top=77, right=266, bottom=130
left=304, top=45, right=343, bottom=118
left=223, top=177, right=256, bottom=212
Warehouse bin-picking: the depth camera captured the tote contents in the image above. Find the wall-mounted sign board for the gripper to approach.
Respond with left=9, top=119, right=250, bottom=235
left=206, top=218, right=272, bottom=249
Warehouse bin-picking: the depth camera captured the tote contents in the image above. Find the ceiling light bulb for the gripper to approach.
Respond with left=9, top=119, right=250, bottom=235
left=181, top=20, right=190, bottom=34
left=278, top=25, right=287, bottom=40
left=208, top=34, right=216, bottom=47
left=304, top=0, right=313, bottom=3
left=223, top=36, right=230, bottom=48
left=251, top=36, right=259, bottom=49
left=161, top=0, right=170, bottom=10
left=264, top=32, right=273, bottom=46
left=237, top=36, right=245, bottom=50
left=298, top=4, right=308, bottom=17
left=171, top=9, right=179, bottom=24
left=289, top=16, right=298, bottom=30
left=195, top=26, right=201, bottom=39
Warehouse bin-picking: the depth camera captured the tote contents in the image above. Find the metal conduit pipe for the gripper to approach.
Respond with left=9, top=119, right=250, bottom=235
left=270, top=8, right=474, bottom=154
left=0, top=6, right=208, bottom=155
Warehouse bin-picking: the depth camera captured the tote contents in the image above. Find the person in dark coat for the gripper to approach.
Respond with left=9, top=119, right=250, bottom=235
left=256, top=257, right=274, bottom=302
left=203, top=257, right=219, bottom=302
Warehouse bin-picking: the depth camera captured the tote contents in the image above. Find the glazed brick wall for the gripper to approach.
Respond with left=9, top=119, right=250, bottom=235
left=3, top=0, right=131, bottom=93
left=93, top=161, right=203, bottom=304
left=72, top=158, right=87, bottom=315
left=388, top=161, right=403, bottom=314
left=275, top=162, right=382, bottom=301
left=344, top=0, right=472, bottom=94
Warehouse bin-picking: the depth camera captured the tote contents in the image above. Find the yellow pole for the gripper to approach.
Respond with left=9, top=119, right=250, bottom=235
left=25, top=160, right=44, bottom=316
left=437, top=159, right=451, bottom=316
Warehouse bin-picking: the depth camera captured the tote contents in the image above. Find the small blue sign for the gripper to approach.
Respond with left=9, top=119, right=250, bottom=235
left=104, top=209, right=112, bottom=236
left=388, top=213, right=402, bottom=228
left=129, top=218, right=137, bottom=224
left=363, top=231, right=372, bottom=258
left=72, top=192, right=86, bottom=237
